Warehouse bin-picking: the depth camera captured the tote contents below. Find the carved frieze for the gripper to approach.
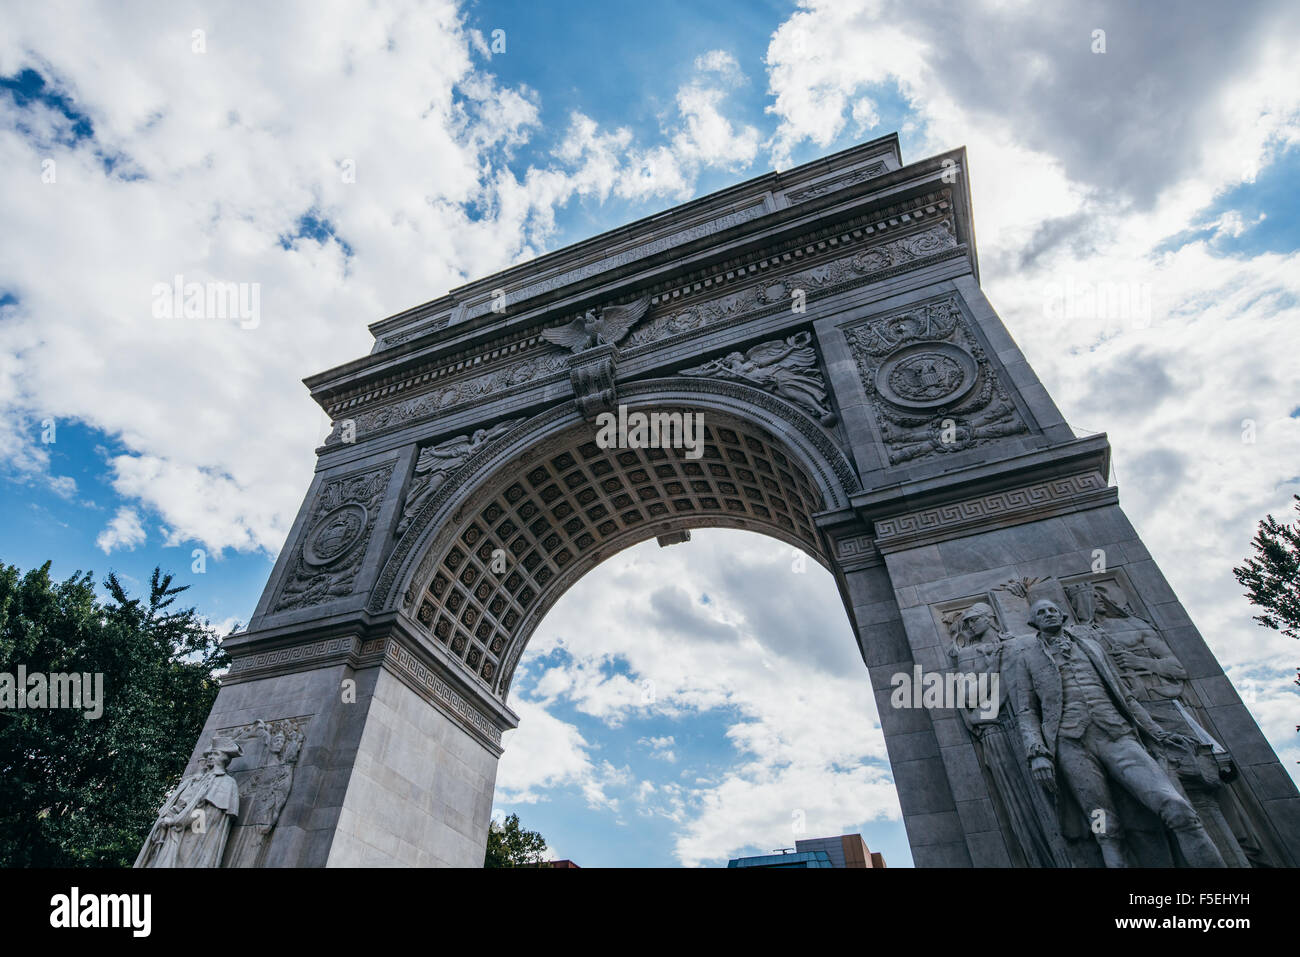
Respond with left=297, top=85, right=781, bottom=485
left=272, top=464, right=394, bottom=612
left=328, top=354, right=567, bottom=442
left=378, top=315, right=452, bottom=350
left=845, top=295, right=1028, bottom=464
left=784, top=162, right=888, bottom=204
left=330, top=220, right=959, bottom=443
left=627, top=219, right=959, bottom=348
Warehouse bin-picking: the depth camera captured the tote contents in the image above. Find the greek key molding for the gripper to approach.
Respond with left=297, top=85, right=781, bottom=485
left=226, top=635, right=362, bottom=680
left=835, top=533, right=878, bottom=560
left=380, top=640, right=504, bottom=749
left=873, top=471, right=1112, bottom=551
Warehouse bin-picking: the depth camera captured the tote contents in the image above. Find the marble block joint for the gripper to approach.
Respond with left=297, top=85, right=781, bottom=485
left=159, top=134, right=1298, bottom=868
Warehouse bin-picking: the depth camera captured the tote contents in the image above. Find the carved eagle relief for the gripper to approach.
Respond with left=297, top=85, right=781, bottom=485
left=542, top=298, right=650, bottom=353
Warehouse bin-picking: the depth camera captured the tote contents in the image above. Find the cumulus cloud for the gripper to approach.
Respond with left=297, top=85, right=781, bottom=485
left=95, top=506, right=145, bottom=553
left=0, top=6, right=765, bottom=564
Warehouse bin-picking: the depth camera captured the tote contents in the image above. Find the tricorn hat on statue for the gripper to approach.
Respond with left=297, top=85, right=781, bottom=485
left=205, top=735, right=243, bottom=759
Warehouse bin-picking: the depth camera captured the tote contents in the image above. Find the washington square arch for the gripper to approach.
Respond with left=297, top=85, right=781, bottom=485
left=155, top=135, right=1300, bottom=869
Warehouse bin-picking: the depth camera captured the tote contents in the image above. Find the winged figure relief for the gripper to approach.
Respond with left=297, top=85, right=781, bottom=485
left=541, top=298, right=651, bottom=353
left=396, top=419, right=521, bottom=535
left=680, top=332, right=837, bottom=425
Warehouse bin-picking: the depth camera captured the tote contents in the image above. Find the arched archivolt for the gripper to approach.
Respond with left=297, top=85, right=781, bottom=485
left=371, top=377, right=860, bottom=704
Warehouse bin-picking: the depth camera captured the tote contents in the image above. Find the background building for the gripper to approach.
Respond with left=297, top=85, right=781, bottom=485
left=727, top=834, right=885, bottom=868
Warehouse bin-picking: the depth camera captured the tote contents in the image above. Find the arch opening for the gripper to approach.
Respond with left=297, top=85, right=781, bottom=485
left=401, top=406, right=847, bottom=704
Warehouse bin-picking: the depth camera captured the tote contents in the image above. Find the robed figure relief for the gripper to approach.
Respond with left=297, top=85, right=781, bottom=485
left=135, top=736, right=242, bottom=868
left=945, top=603, right=1071, bottom=866
left=222, top=719, right=306, bottom=868
left=397, top=419, right=521, bottom=535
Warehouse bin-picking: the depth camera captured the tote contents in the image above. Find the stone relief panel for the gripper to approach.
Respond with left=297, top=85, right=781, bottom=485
left=272, top=464, right=395, bottom=612
left=135, top=733, right=242, bottom=868
left=845, top=294, right=1029, bottom=465
left=939, top=600, right=1072, bottom=867
left=680, top=332, right=837, bottom=425
left=932, top=572, right=1278, bottom=867
left=220, top=716, right=310, bottom=868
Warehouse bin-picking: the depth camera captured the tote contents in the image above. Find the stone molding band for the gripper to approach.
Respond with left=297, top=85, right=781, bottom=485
left=872, top=470, right=1115, bottom=552
left=378, top=639, right=505, bottom=753
left=225, top=635, right=364, bottom=682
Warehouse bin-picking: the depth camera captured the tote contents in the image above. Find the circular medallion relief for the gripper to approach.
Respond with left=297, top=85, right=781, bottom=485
left=303, top=503, right=368, bottom=567
left=875, top=341, right=977, bottom=410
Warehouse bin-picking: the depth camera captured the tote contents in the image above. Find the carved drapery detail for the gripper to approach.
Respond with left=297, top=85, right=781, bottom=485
left=846, top=294, right=1029, bottom=464
left=272, top=464, right=394, bottom=612
left=221, top=716, right=310, bottom=868
left=135, top=734, right=243, bottom=868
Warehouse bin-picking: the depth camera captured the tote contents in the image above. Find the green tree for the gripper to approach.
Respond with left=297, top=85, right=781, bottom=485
left=1233, top=495, right=1300, bottom=640
left=1233, top=496, right=1300, bottom=759
left=0, top=561, right=229, bottom=866
left=484, top=812, right=548, bottom=867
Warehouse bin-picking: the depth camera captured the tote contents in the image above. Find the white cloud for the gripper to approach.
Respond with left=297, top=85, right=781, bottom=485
left=638, top=735, right=677, bottom=762
left=95, top=506, right=145, bottom=554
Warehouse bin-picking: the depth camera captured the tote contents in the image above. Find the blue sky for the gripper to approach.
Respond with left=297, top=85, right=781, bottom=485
left=2, top=0, right=1299, bottom=867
